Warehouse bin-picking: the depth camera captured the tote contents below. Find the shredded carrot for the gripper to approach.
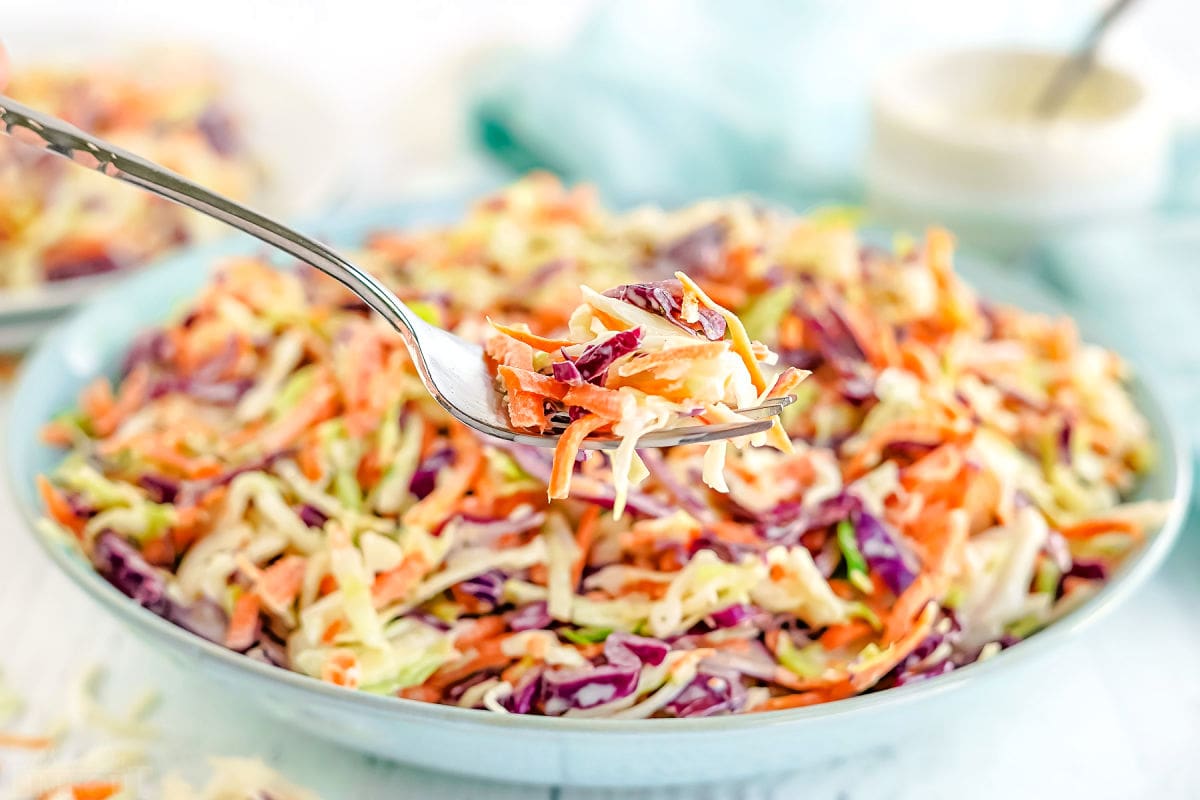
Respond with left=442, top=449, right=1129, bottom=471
left=562, top=384, right=624, bottom=420
left=225, top=591, right=261, bottom=651
left=751, top=688, right=842, bottom=712
left=403, top=428, right=484, bottom=532
left=819, top=620, right=873, bottom=651
left=485, top=333, right=536, bottom=371
left=356, top=449, right=383, bottom=488
left=527, top=563, right=549, bottom=586
left=92, top=364, right=150, bottom=437
left=620, top=578, right=670, bottom=599
left=571, top=505, right=601, bottom=586
left=259, top=555, right=307, bottom=608
left=764, top=367, right=809, bottom=401
left=454, top=615, right=507, bottom=650
left=40, top=782, right=123, bottom=800
left=488, top=320, right=574, bottom=352
left=428, top=637, right=515, bottom=690
left=39, top=420, right=76, bottom=447
left=501, top=380, right=548, bottom=431
left=79, top=377, right=116, bottom=428
left=140, top=534, right=174, bottom=567
left=398, top=685, right=441, bottom=703
left=497, top=365, right=569, bottom=401
left=705, top=520, right=760, bottom=546
left=371, top=552, right=430, bottom=608
left=1059, top=516, right=1143, bottom=541
left=320, top=618, right=346, bottom=645
left=610, top=342, right=730, bottom=378
left=548, top=415, right=609, bottom=499
left=0, top=731, right=54, bottom=750
left=321, top=648, right=360, bottom=688
left=260, top=378, right=339, bottom=452
left=844, top=420, right=969, bottom=481
left=675, top=271, right=767, bottom=394
left=297, top=437, right=324, bottom=481
left=842, top=303, right=900, bottom=369
left=850, top=602, right=938, bottom=691
left=37, top=475, right=85, bottom=538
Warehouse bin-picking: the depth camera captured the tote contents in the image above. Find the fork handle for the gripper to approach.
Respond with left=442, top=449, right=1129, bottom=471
left=0, top=94, right=425, bottom=341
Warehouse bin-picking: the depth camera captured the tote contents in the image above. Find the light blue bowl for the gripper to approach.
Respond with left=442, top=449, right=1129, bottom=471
left=6, top=201, right=1191, bottom=787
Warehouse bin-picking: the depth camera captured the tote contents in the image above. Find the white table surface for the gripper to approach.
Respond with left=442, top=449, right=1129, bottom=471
left=3, top=2, right=1200, bottom=796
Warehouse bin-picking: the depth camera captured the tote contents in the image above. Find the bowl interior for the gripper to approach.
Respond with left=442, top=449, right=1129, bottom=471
left=5, top=199, right=1191, bottom=741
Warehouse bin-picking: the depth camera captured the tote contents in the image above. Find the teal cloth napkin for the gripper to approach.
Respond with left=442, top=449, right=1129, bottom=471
left=472, top=0, right=1094, bottom=208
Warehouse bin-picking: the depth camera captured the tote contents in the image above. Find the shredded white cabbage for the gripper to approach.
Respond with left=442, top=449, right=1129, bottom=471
left=954, top=506, right=1049, bottom=648
left=752, top=545, right=850, bottom=628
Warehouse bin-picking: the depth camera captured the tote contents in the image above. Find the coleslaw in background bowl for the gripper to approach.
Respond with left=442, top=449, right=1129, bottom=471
left=5, top=189, right=1189, bottom=786
left=0, top=30, right=347, bottom=349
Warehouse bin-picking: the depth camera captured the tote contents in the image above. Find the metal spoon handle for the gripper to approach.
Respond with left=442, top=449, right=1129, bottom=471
left=0, top=93, right=424, bottom=339
left=1035, top=0, right=1139, bottom=117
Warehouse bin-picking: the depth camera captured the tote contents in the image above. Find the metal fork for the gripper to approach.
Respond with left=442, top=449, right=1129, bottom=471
left=0, top=94, right=791, bottom=450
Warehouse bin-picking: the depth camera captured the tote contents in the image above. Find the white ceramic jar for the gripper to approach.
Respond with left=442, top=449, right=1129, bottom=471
left=866, top=48, right=1172, bottom=257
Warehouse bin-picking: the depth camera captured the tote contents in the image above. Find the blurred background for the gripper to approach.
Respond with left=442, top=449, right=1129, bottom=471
left=7, top=0, right=1200, bottom=429
left=2, top=1, right=1198, bottom=798
left=10, top=0, right=1199, bottom=208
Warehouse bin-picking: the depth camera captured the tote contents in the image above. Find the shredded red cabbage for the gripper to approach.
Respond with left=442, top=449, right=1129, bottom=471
left=93, top=531, right=228, bottom=643
left=665, top=666, right=747, bottom=717
left=758, top=493, right=859, bottom=545
left=296, top=504, right=328, bottom=529
left=138, top=474, right=180, bottom=504
left=638, top=449, right=715, bottom=522
left=147, top=376, right=254, bottom=405
left=852, top=508, right=919, bottom=596
left=503, top=667, right=543, bottom=714
left=803, top=302, right=875, bottom=402
left=196, top=104, right=240, bottom=156
left=709, top=604, right=753, bottom=628
left=44, top=250, right=120, bottom=282
left=167, top=598, right=229, bottom=645
left=568, top=327, right=644, bottom=384
left=457, top=570, right=506, bottom=608
left=540, top=663, right=640, bottom=715
left=507, top=601, right=551, bottom=632
left=605, top=632, right=669, bottom=667
left=92, top=530, right=171, bottom=614
left=550, top=358, right=584, bottom=385
left=411, top=448, right=455, bottom=500
left=446, top=672, right=497, bottom=705
left=644, top=222, right=728, bottom=281
left=174, top=451, right=291, bottom=505
left=604, top=281, right=726, bottom=340
left=64, top=491, right=96, bottom=519
left=121, top=329, right=175, bottom=378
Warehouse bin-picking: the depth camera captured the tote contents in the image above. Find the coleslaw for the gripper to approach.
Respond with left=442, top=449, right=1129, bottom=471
left=37, top=175, right=1168, bottom=717
left=488, top=272, right=807, bottom=518
left=0, top=53, right=261, bottom=289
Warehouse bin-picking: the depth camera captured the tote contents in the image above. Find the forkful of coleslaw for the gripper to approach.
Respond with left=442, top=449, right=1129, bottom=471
left=0, top=61, right=798, bottom=464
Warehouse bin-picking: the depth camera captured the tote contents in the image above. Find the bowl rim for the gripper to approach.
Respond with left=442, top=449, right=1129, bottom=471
left=6, top=201, right=1192, bottom=735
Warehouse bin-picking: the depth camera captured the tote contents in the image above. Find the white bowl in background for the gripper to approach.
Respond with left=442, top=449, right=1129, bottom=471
left=866, top=48, right=1172, bottom=257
